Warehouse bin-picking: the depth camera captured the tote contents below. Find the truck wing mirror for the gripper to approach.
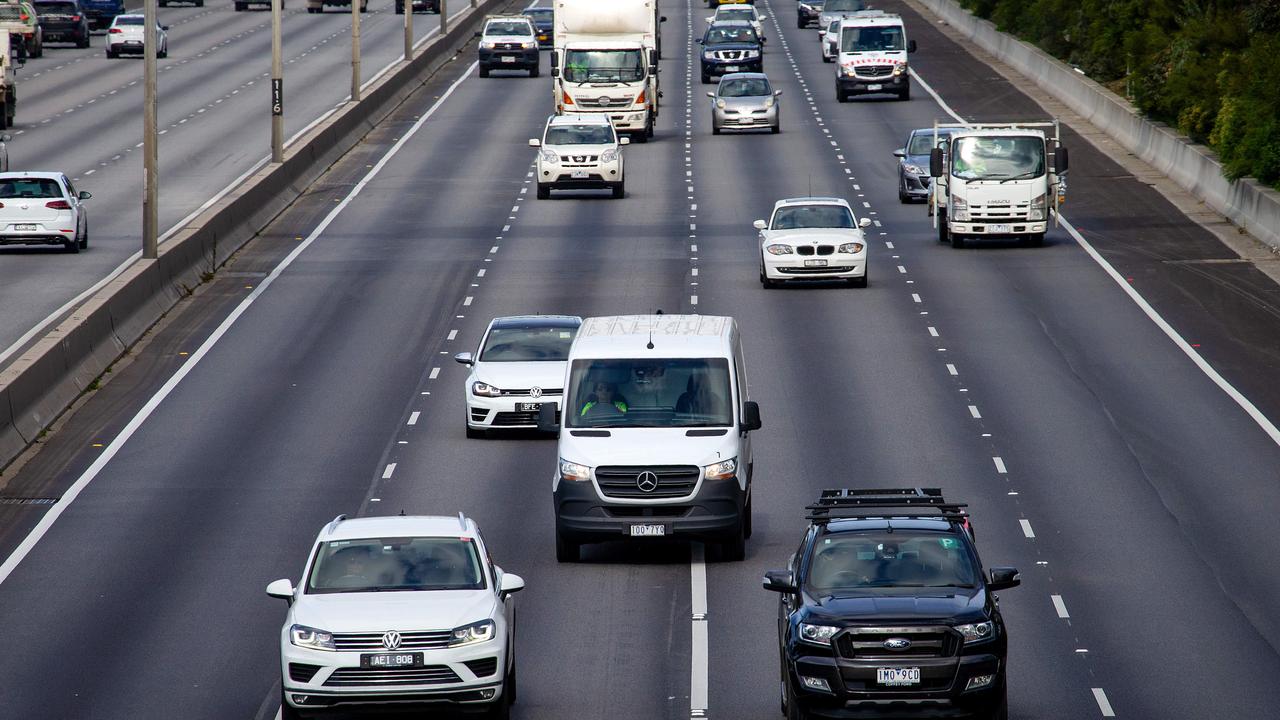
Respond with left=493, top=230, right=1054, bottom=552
left=762, top=570, right=797, bottom=594
left=988, top=567, right=1021, bottom=591
left=929, top=147, right=944, bottom=178
left=537, top=402, right=559, bottom=435
left=1054, top=146, right=1069, bottom=173
left=648, top=48, right=657, bottom=66
left=740, top=400, right=762, bottom=432
left=660, top=15, right=667, bottom=22
left=908, top=39, right=917, bottom=53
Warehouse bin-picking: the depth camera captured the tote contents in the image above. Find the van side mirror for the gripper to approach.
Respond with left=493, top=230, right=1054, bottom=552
left=988, top=567, right=1021, bottom=591
left=929, top=147, right=944, bottom=178
left=908, top=39, right=917, bottom=53
left=648, top=48, right=657, bottom=66
left=537, top=402, right=559, bottom=435
left=740, top=400, right=762, bottom=432
left=762, top=570, right=796, bottom=594
left=1054, top=146, right=1069, bottom=173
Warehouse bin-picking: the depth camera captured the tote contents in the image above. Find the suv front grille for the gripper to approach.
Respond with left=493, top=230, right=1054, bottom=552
left=836, top=627, right=959, bottom=660
left=324, top=665, right=461, bottom=687
left=596, top=465, right=700, bottom=498
left=331, top=630, right=453, bottom=651
left=714, top=49, right=751, bottom=60
left=559, top=155, right=598, bottom=165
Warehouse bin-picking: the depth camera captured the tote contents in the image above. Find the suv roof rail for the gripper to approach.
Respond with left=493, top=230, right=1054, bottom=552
left=323, top=514, right=348, bottom=536
left=457, top=512, right=469, bottom=531
left=804, top=488, right=968, bottom=524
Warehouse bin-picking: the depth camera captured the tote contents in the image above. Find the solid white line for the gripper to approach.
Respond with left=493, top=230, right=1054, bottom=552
left=407, top=411, right=420, bottom=426
left=968, top=405, right=981, bottom=418
left=690, top=542, right=709, bottom=718
left=1020, top=519, right=1035, bottom=538
left=1051, top=594, right=1069, bottom=618
left=429, top=367, right=441, bottom=380
left=1092, top=688, right=1116, bottom=717
left=0, top=62, right=481, bottom=590
left=993, top=456, right=1007, bottom=474
left=382, top=463, right=397, bottom=479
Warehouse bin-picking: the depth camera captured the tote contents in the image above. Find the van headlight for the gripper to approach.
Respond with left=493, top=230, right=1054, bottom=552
left=472, top=381, right=503, bottom=397
left=951, top=195, right=970, bottom=222
left=450, top=620, right=496, bottom=647
left=290, top=625, right=336, bottom=651
left=893, top=61, right=908, bottom=76
left=837, top=241, right=864, bottom=254
left=704, top=457, right=737, bottom=480
left=559, top=458, right=591, bottom=482
left=1028, top=193, right=1047, bottom=221
left=954, top=621, right=995, bottom=644
left=600, top=148, right=619, bottom=163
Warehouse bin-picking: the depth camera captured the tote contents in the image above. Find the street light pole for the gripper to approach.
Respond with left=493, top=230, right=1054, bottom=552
left=271, top=0, right=283, bottom=162
left=403, top=0, right=412, bottom=61
left=142, top=0, right=158, bottom=259
left=351, top=0, right=361, bottom=101
left=440, top=0, right=448, bottom=34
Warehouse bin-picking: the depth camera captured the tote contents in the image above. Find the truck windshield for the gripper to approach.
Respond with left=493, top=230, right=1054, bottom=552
left=951, top=136, right=1045, bottom=181
left=806, top=531, right=980, bottom=593
left=563, top=49, right=645, bottom=83
left=841, top=26, right=904, bottom=52
left=566, top=358, right=733, bottom=428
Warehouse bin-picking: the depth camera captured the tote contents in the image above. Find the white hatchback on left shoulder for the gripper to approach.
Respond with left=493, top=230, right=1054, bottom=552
left=0, top=171, right=90, bottom=253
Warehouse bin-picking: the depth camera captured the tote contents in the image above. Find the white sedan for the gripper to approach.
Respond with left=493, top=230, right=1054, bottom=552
left=755, top=197, right=871, bottom=288
left=0, top=171, right=90, bottom=253
left=454, top=315, right=582, bottom=437
left=106, top=14, right=168, bottom=58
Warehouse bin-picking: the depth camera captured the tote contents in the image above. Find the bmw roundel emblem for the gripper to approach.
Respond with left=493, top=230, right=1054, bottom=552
left=382, top=631, right=402, bottom=650
left=883, top=637, right=911, bottom=651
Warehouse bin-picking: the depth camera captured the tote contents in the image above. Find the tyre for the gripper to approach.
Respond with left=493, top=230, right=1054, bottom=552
left=1026, top=232, right=1045, bottom=247
left=611, top=181, right=624, bottom=199
left=898, top=85, right=911, bottom=101
left=159, top=1, right=167, bottom=6
left=633, top=128, right=648, bottom=144
left=899, top=185, right=910, bottom=203
left=849, top=272, right=867, bottom=288
left=157, top=47, right=167, bottom=59
left=280, top=689, right=303, bottom=720
left=77, top=32, right=90, bottom=48
left=505, top=656, right=517, bottom=705
left=784, top=675, right=809, bottom=720
left=0, top=110, right=7, bottom=131
left=555, top=528, right=579, bottom=563
left=465, top=422, right=486, bottom=439
left=487, top=691, right=511, bottom=720
left=821, top=53, right=831, bottom=63
left=234, top=1, right=245, bottom=9
left=986, top=681, right=1008, bottom=720
left=197, top=0, right=204, bottom=5
left=479, top=65, right=490, bottom=78
left=796, top=17, right=804, bottom=29
left=529, top=63, right=539, bottom=78
left=536, top=184, right=550, bottom=199
left=106, top=47, right=116, bottom=58
left=64, top=238, right=79, bottom=254
left=395, top=5, right=403, bottom=12
left=771, top=121, right=779, bottom=134
left=79, top=222, right=88, bottom=250
left=712, top=124, right=721, bottom=135
left=700, top=72, right=710, bottom=84
left=937, top=211, right=948, bottom=243
left=760, top=263, right=778, bottom=289
left=720, top=524, right=745, bottom=562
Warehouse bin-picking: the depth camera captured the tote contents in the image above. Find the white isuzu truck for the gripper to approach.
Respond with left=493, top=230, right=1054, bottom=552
left=929, top=121, right=1068, bottom=248
left=552, top=0, right=664, bottom=143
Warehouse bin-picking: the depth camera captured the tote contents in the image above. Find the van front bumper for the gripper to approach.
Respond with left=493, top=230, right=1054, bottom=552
left=554, top=476, right=744, bottom=544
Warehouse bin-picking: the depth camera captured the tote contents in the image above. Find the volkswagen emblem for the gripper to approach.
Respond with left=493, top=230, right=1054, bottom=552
left=636, top=471, right=659, bottom=493
left=883, top=637, right=911, bottom=651
left=381, top=631, right=402, bottom=650
left=530, top=386, right=543, bottom=399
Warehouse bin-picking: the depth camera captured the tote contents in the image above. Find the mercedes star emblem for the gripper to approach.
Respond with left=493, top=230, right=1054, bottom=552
left=381, top=631, right=402, bottom=650
left=636, top=471, right=659, bottom=493
left=530, top=386, right=543, bottom=399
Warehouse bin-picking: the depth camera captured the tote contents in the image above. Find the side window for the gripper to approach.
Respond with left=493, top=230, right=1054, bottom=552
left=62, top=176, right=76, bottom=200
left=733, top=336, right=748, bottom=410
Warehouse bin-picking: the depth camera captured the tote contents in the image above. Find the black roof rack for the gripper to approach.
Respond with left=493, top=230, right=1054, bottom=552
left=804, top=488, right=969, bottom=524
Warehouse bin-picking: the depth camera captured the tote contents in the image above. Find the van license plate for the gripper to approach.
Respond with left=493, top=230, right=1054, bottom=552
left=362, top=652, right=421, bottom=669
left=804, top=259, right=828, bottom=267
left=14, top=224, right=37, bottom=231
left=876, top=668, right=920, bottom=686
left=867, top=83, right=882, bottom=91
left=630, top=524, right=666, bottom=537
left=517, top=402, right=542, bottom=412
left=988, top=224, right=1012, bottom=233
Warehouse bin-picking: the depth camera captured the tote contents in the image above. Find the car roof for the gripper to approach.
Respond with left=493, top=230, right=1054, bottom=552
left=523, top=6, right=552, bottom=12
left=321, top=515, right=479, bottom=542
left=489, top=314, right=582, bottom=329
left=548, top=113, right=614, bottom=127
left=571, top=315, right=737, bottom=359
left=773, top=196, right=851, bottom=209
left=910, top=127, right=960, bottom=137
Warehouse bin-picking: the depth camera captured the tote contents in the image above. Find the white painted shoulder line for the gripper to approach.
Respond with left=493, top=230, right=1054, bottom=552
left=690, top=543, right=708, bottom=719
left=0, top=62, right=480, bottom=590
left=1092, top=687, right=1116, bottom=716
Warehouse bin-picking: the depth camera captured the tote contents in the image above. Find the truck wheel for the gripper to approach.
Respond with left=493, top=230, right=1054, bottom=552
left=950, top=233, right=966, bottom=249
left=1026, top=233, right=1045, bottom=247
left=234, top=1, right=245, bottom=9
left=555, top=528, right=579, bottom=563
left=529, top=63, right=539, bottom=78
left=937, top=211, right=948, bottom=243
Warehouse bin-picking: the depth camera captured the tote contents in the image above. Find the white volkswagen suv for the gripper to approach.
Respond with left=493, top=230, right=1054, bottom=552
left=755, top=197, right=872, bottom=288
left=268, top=514, right=525, bottom=719
left=531, top=114, right=628, bottom=199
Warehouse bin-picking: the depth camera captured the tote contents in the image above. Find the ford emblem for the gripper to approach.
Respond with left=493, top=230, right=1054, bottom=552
left=883, top=637, right=911, bottom=651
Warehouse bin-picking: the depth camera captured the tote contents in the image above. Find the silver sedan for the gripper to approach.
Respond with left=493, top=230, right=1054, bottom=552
left=708, top=72, right=781, bottom=135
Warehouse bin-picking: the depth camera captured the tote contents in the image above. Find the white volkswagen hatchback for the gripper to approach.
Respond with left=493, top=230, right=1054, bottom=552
left=755, top=197, right=872, bottom=288
left=455, top=314, right=581, bottom=437
left=0, top=172, right=90, bottom=252
left=268, top=514, right=525, bottom=719
left=105, top=14, right=168, bottom=58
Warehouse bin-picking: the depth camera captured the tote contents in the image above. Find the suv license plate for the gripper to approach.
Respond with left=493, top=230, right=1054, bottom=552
left=724, top=65, right=740, bottom=72
left=630, top=524, right=666, bottom=537
left=988, top=224, right=1012, bottom=233
left=516, top=402, right=542, bottom=412
left=867, top=83, right=882, bottom=91
left=13, top=224, right=37, bottom=231
left=804, top=259, right=828, bottom=267
left=501, top=56, right=516, bottom=63
left=362, top=652, right=422, bottom=669
left=876, top=667, right=921, bottom=686
left=571, top=170, right=589, bottom=179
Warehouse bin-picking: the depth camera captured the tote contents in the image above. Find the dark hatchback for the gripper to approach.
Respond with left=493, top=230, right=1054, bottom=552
left=523, top=6, right=553, bottom=48
left=698, top=20, right=762, bottom=84
left=34, top=0, right=89, bottom=46
left=797, top=0, right=824, bottom=28
left=764, top=489, right=1019, bottom=719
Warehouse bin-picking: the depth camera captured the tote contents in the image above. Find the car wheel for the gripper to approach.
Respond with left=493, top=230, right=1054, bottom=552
left=234, top=1, right=245, bottom=9
left=633, top=128, right=648, bottom=144
left=711, top=124, right=721, bottom=135
left=106, top=48, right=115, bottom=58
left=611, top=181, right=624, bottom=199
left=785, top=675, right=810, bottom=720
left=720, top=524, right=745, bottom=562
left=849, top=272, right=867, bottom=288
left=280, top=689, right=303, bottom=720
left=899, top=187, right=910, bottom=203
left=700, top=72, right=710, bottom=84
left=771, top=121, right=780, bottom=134
left=79, top=222, right=88, bottom=250
left=157, top=47, right=167, bottom=59
left=465, top=422, right=486, bottom=439
left=65, top=238, right=79, bottom=254
left=937, top=211, right=949, bottom=243
left=796, top=18, right=804, bottom=29
left=821, top=54, right=831, bottom=63
left=555, top=527, right=579, bottom=563
left=78, top=32, right=90, bottom=48
left=536, top=184, right=550, bottom=199
left=985, top=681, right=1009, bottom=720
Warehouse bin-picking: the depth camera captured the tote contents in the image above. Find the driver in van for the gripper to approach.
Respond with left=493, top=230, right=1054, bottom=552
left=580, top=381, right=628, bottom=417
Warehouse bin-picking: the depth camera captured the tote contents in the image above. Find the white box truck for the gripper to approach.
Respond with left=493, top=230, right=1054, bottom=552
left=929, top=121, right=1068, bottom=248
left=552, top=0, right=664, bottom=142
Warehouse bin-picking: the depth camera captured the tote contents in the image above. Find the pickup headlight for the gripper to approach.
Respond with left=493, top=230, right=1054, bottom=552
left=539, top=148, right=559, bottom=164
left=450, top=620, right=496, bottom=647
left=703, top=457, right=737, bottom=480
left=521, top=40, right=537, bottom=49
left=703, top=50, right=715, bottom=59
left=798, top=623, right=840, bottom=646
left=480, top=40, right=496, bottom=50
left=290, top=624, right=336, bottom=651
left=765, top=244, right=794, bottom=255
left=837, top=241, right=864, bottom=254
left=902, top=162, right=925, bottom=176
left=559, top=458, right=591, bottom=482
left=951, top=195, right=970, bottom=222
left=600, top=147, right=619, bottom=163
left=472, top=381, right=502, bottom=397
left=1028, top=193, right=1047, bottom=221
left=954, top=621, right=995, bottom=644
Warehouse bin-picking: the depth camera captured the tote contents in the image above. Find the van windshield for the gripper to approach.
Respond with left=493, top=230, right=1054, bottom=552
left=566, top=358, right=733, bottom=428
left=841, top=26, right=904, bottom=52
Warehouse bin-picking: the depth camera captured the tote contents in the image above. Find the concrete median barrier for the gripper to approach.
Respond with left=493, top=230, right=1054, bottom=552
left=917, top=0, right=1280, bottom=251
left=0, top=0, right=507, bottom=475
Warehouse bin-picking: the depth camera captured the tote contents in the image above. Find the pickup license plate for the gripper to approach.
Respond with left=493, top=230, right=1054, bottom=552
left=876, top=667, right=920, bottom=686
left=13, top=224, right=37, bottom=231
left=630, top=524, right=666, bottom=537
left=804, top=259, right=828, bottom=267
left=501, top=56, right=516, bottom=63
left=571, top=170, right=589, bottom=179
left=987, top=224, right=1012, bottom=233
left=867, top=83, right=882, bottom=91
left=361, top=652, right=421, bottom=669
left=516, top=402, right=542, bottom=412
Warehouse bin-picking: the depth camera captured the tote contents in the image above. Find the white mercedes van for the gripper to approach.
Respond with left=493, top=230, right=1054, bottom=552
left=539, top=315, right=762, bottom=562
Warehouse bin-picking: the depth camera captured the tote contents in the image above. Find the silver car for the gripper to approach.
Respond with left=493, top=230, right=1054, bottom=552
left=709, top=73, right=781, bottom=135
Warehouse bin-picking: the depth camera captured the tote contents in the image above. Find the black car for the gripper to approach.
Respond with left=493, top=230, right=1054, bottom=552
left=34, top=0, right=89, bottom=47
left=764, top=489, right=1019, bottom=719
left=797, top=0, right=824, bottom=28
left=394, top=0, right=438, bottom=15
left=698, top=20, right=762, bottom=84
left=523, top=6, right=553, bottom=48
left=893, top=127, right=959, bottom=203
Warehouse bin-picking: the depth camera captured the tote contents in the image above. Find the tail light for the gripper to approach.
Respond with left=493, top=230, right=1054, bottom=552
left=109, top=27, right=122, bottom=33
left=562, top=90, right=574, bottom=106
left=72, top=14, right=82, bottom=20
left=19, top=13, right=29, bottom=20
left=46, top=200, right=72, bottom=210
left=0, top=202, right=5, bottom=208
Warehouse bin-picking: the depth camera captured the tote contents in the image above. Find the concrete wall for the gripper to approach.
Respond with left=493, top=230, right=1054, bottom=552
left=0, top=0, right=505, bottom=475
left=917, top=0, right=1280, bottom=250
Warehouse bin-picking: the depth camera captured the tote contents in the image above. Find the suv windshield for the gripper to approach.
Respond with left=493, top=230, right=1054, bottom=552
left=841, top=26, right=904, bottom=52
left=485, top=20, right=531, bottom=36
left=771, top=204, right=854, bottom=229
left=807, top=530, right=979, bottom=593
left=563, top=49, right=645, bottom=83
left=566, top=358, right=733, bottom=428
left=480, top=324, right=577, bottom=361
left=718, top=8, right=753, bottom=20
left=824, top=0, right=865, bottom=11
left=705, top=26, right=758, bottom=45
left=307, top=537, right=486, bottom=593
left=545, top=124, right=614, bottom=145
left=719, top=77, right=771, bottom=97
left=952, top=136, right=1046, bottom=180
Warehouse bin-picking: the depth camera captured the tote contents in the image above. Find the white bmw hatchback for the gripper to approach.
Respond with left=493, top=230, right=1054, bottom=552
left=755, top=196, right=872, bottom=288
left=0, top=172, right=91, bottom=252
left=268, top=514, right=525, bottom=719
left=455, top=314, right=582, bottom=437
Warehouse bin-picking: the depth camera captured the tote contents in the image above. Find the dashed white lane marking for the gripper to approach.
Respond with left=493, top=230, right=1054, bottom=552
left=446, top=329, right=457, bottom=340
left=382, top=463, right=397, bottom=479
left=1092, top=688, right=1116, bottom=717
left=690, top=542, right=709, bottom=719
left=429, top=367, right=440, bottom=380
left=947, top=364, right=958, bottom=375
left=897, top=265, right=907, bottom=274
left=463, top=296, right=473, bottom=306
left=928, top=327, right=939, bottom=337
left=691, top=295, right=698, bottom=306
left=993, top=456, right=1007, bottom=473
left=477, top=269, right=486, bottom=277
left=1020, top=519, right=1035, bottom=538
left=968, top=405, right=981, bottom=419
left=1052, top=594, right=1070, bottom=618
left=911, top=293, right=922, bottom=303
left=407, top=411, right=421, bottom=426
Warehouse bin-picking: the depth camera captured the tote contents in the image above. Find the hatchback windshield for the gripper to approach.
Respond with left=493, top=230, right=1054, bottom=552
left=566, top=358, right=733, bottom=428
left=841, top=26, right=904, bottom=52
left=0, top=178, right=64, bottom=198
left=951, top=136, right=1046, bottom=181
left=771, top=204, right=854, bottom=229
left=563, top=49, right=645, bottom=83
left=807, top=531, right=980, bottom=593
left=824, top=0, right=865, bottom=11
left=705, top=26, right=757, bottom=44
left=308, top=537, right=485, bottom=593
left=545, top=124, right=614, bottom=145
left=480, top=324, right=577, bottom=361
left=485, top=20, right=531, bottom=36
left=718, top=77, right=771, bottom=97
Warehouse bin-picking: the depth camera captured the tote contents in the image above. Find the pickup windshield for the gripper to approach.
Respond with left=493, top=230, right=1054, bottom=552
left=485, top=20, right=531, bottom=36
left=307, top=537, right=486, bottom=594
left=951, top=136, right=1046, bottom=181
left=841, top=26, right=904, bottom=52
left=563, top=49, right=645, bottom=83
left=807, top=531, right=980, bottom=593
left=566, top=358, right=733, bottom=428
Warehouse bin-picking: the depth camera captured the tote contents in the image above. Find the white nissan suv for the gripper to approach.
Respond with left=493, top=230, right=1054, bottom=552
left=531, top=114, right=628, bottom=199
left=756, top=196, right=872, bottom=288
left=268, top=514, right=525, bottom=719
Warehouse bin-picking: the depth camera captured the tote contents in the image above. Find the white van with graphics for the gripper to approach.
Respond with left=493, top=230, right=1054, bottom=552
left=834, top=10, right=916, bottom=102
left=539, top=315, right=762, bottom=562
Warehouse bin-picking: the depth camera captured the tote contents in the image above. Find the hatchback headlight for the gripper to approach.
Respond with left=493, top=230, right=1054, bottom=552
left=837, top=241, right=864, bottom=254
left=902, top=163, right=925, bottom=176
left=472, top=381, right=502, bottom=398
left=1028, top=193, right=1047, bottom=221
left=450, top=620, right=496, bottom=647
left=715, top=99, right=726, bottom=109
left=559, top=458, right=591, bottom=482
left=798, top=623, right=840, bottom=646
left=951, top=195, right=970, bottom=222
left=954, top=621, right=994, bottom=644
left=765, top=244, right=794, bottom=255
left=704, top=457, right=737, bottom=480
left=764, top=96, right=775, bottom=109
left=539, top=148, right=559, bottom=164
left=290, top=624, right=336, bottom=651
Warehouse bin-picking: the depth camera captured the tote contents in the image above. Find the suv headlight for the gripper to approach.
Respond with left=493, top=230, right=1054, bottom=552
left=954, top=621, right=995, bottom=644
left=798, top=623, right=840, bottom=646
left=472, top=381, right=502, bottom=397
left=703, top=50, right=715, bottom=59
left=600, top=147, right=619, bottom=163
left=559, top=458, right=591, bottom=482
left=951, top=195, right=970, bottom=221
left=450, top=620, right=496, bottom=647
left=539, top=148, right=559, bottom=164
left=837, top=241, right=864, bottom=254
left=1028, top=192, right=1047, bottom=221
left=765, top=244, right=793, bottom=255
left=704, top=457, right=737, bottom=480
left=290, top=624, right=336, bottom=651
left=745, top=49, right=759, bottom=59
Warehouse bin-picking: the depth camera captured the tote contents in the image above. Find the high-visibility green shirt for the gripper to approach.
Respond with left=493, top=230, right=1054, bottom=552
left=580, top=400, right=627, bottom=416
